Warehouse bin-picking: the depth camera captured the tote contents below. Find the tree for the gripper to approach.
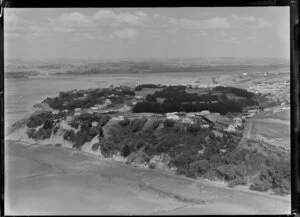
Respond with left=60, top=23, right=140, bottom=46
left=146, top=94, right=157, bottom=103
left=122, top=144, right=131, bottom=157
left=189, top=159, right=210, bottom=174
left=164, top=119, right=175, bottom=127
left=250, top=178, right=271, bottom=192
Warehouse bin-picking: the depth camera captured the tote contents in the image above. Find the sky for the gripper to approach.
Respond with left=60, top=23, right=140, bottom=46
left=4, top=7, right=290, bottom=60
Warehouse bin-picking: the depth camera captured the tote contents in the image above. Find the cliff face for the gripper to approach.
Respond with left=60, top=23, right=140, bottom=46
left=6, top=112, right=172, bottom=170
left=6, top=108, right=291, bottom=195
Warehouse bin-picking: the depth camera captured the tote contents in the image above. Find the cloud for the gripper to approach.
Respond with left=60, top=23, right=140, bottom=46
left=57, top=12, right=95, bottom=28
left=114, top=28, right=139, bottom=39
left=152, top=13, right=271, bottom=30
left=93, top=10, right=148, bottom=26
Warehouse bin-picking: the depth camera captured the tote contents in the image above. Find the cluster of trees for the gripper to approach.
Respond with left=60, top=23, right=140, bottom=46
left=133, top=85, right=258, bottom=114
left=149, top=86, right=217, bottom=103
left=43, top=87, right=134, bottom=111
left=135, top=84, right=166, bottom=91
left=65, top=113, right=289, bottom=195
left=133, top=101, right=243, bottom=115
left=250, top=158, right=290, bottom=194
left=26, top=111, right=59, bottom=140
left=63, top=113, right=111, bottom=148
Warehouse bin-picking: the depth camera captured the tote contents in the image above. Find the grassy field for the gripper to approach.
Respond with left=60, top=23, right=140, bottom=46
left=244, top=114, right=290, bottom=151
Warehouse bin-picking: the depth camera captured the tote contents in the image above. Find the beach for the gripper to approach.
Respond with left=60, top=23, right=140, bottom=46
left=5, top=141, right=291, bottom=215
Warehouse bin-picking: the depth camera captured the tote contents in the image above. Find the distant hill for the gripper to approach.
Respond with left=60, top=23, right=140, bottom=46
left=5, top=57, right=290, bottom=77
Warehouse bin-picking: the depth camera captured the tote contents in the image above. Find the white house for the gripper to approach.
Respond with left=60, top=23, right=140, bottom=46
left=233, top=117, right=242, bottom=123
left=62, top=109, right=69, bottom=113
left=182, top=117, right=193, bottom=124
left=74, top=112, right=81, bottom=116
left=104, top=99, right=112, bottom=105
left=199, top=110, right=210, bottom=115
left=112, top=116, right=124, bottom=121
left=224, top=124, right=236, bottom=132
left=52, top=110, right=59, bottom=115
left=92, top=121, right=98, bottom=127
left=135, top=95, right=143, bottom=100
left=166, top=113, right=180, bottom=120
left=75, top=108, right=81, bottom=112
left=200, top=124, right=210, bottom=129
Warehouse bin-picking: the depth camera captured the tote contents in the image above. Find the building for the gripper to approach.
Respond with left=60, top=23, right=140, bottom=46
left=199, top=110, right=210, bottom=115
left=224, top=124, right=236, bottom=132
left=166, top=113, right=180, bottom=120
left=182, top=117, right=193, bottom=124
left=52, top=110, right=59, bottom=115
left=233, top=117, right=242, bottom=123
left=200, top=124, right=210, bottom=129
left=112, top=116, right=124, bottom=121
left=104, top=99, right=112, bottom=105
left=91, top=121, right=98, bottom=127
left=75, top=108, right=81, bottom=112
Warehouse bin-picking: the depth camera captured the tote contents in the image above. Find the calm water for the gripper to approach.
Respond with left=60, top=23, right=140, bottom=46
left=4, top=72, right=215, bottom=127
left=4, top=65, right=288, bottom=127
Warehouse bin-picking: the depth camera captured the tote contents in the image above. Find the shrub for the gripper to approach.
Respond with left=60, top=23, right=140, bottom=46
left=273, top=179, right=290, bottom=195
left=216, top=164, right=237, bottom=181
left=100, top=139, right=117, bottom=157
left=37, top=128, right=52, bottom=140
left=122, top=144, right=131, bottom=157
left=155, top=137, right=176, bottom=153
left=146, top=94, right=157, bottom=103
left=149, top=162, right=156, bottom=169
left=42, top=119, right=53, bottom=130
left=119, top=117, right=130, bottom=127
left=89, top=127, right=98, bottom=138
left=130, top=118, right=147, bottom=132
left=73, top=130, right=90, bottom=148
left=228, top=177, right=247, bottom=188
left=55, top=143, right=62, bottom=147
left=63, top=129, right=76, bottom=142
left=92, top=142, right=100, bottom=151
left=171, top=152, right=193, bottom=169
left=99, top=115, right=111, bottom=127
left=53, top=125, right=59, bottom=134
left=187, top=124, right=200, bottom=133
left=26, top=128, right=38, bottom=139
left=164, top=119, right=175, bottom=127
left=135, top=140, right=145, bottom=150
left=69, top=120, right=79, bottom=129
left=235, top=164, right=248, bottom=177
left=189, top=159, right=210, bottom=175
left=98, top=127, right=104, bottom=138
left=26, top=116, right=44, bottom=128
left=250, top=178, right=272, bottom=192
